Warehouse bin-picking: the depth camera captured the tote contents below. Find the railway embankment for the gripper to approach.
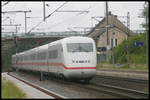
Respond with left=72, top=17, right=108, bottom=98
left=96, top=68, right=148, bottom=80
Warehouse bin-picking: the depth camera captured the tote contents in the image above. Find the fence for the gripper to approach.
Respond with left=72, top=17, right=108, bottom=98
left=97, top=53, right=107, bottom=63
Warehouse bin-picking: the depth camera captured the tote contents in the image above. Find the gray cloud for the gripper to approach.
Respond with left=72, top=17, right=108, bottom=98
left=2, top=1, right=145, bottom=34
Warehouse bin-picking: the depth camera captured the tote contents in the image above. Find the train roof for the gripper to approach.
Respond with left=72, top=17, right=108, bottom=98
left=60, top=36, right=94, bottom=43
left=11, top=36, right=94, bottom=56
left=37, top=44, right=48, bottom=51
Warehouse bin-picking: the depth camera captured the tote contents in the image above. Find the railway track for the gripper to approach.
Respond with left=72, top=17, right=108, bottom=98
left=99, top=69, right=148, bottom=74
left=7, top=72, right=66, bottom=99
left=8, top=71, right=149, bottom=98
left=44, top=74, right=149, bottom=98
left=95, top=75, right=148, bottom=84
left=89, top=82, right=149, bottom=98
left=93, top=75, right=149, bottom=93
left=62, top=74, right=149, bottom=98
left=62, top=80, right=148, bottom=99
left=62, top=79, right=148, bottom=99
left=88, top=75, right=148, bottom=98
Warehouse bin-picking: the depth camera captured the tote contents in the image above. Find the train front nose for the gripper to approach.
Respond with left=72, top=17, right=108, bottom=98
left=64, top=68, right=96, bottom=79
left=65, top=56, right=97, bottom=79
left=64, top=42, right=97, bottom=79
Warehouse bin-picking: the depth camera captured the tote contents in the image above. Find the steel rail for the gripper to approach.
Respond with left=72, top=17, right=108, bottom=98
left=99, top=69, right=148, bottom=74
left=7, top=72, right=66, bottom=99
left=95, top=75, right=148, bottom=84
left=90, top=82, right=149, bottom=98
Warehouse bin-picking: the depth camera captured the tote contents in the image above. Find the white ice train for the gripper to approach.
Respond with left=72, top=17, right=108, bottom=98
left=12, top=36, right=97, bottom=81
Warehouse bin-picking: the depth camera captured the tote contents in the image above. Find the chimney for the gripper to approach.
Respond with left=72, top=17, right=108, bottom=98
left=108, top=11, right=111, bottom=15
left=114, top=15, right=117, bottom=18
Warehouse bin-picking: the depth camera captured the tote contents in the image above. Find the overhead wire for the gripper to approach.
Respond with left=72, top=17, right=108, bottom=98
left=45, top=2, right=68, bottom=20
left=36, top=3, right=96, bottom=31
left=2, top=1, right=10, bottom=7
left=27, top=2, right=68, bottom=34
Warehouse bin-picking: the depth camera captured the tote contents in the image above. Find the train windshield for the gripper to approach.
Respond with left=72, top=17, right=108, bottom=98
left=67, top=43, right=93, bottom=52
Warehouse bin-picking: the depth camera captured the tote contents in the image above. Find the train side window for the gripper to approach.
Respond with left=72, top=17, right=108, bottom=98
left=37, top=52, right=46, bottom=60
left=28, top=55, right=30, bottom=61
left=37, top=53, right=40, bottom=60
left=41, top=52, right=46, bottom=60
left=26, top=56, right=28, bottom=61
left=26, top=56, right=27, bottom=61
left=48, top=50, right=58, bottom=59
left=39, top=53, right=41, bottom=60
left=18, top=56, right=20, bottom=62
left=48, top=51, right=51, bottom=59
left=61, top=47, right=63, bottom=52
left=24, top=56, right=26, bottom=61
left=25, top=56, right=27, bottom=61
left=31, top=54, right=36, bottom=60
left=33, top=54, right=36, bottom=60
left=20, top=56, right=22, bottom=61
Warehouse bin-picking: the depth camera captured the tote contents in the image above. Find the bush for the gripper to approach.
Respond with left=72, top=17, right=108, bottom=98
left=130, top=53, right=146, bottom=64
left=110, top=34, right=146, bottom=64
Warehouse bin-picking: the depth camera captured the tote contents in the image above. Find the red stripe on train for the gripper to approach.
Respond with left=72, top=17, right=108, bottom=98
left=14, top=62, right=96, bottom=70
left=64, top=67, right=96, bottom=69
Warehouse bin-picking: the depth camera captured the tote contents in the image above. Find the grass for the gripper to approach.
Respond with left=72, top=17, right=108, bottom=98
left=119, top=64, right=148, bottom=70
left=97, top=63, right=148, bottom=71
left=2, top=77, right=26, bottom=99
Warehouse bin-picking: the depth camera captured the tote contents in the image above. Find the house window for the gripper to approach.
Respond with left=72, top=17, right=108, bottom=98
left=99, top=39, right=103, bottom=47
left=113, top=32, right=115, bottom=35
left=115, top=39, right=117, bottom=46
left=111, top=38, right=113, bottom=47
left=111, top=32, right=116, bottom=47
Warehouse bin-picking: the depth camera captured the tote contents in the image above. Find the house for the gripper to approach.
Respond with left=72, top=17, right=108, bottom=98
left=87, top=12, right=135, bottom=62
left=87, top=12, right=134, bottom=52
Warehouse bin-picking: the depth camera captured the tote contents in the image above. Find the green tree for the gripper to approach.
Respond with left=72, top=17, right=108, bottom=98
left=141, top=2, right=149, bottom=30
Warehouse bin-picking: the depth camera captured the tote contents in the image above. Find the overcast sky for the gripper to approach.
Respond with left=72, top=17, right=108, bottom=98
left=1, top=1, right=146, bottom=34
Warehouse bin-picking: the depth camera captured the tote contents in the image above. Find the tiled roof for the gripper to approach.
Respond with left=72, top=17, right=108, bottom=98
left=87, top=12, right=134, bottom=38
